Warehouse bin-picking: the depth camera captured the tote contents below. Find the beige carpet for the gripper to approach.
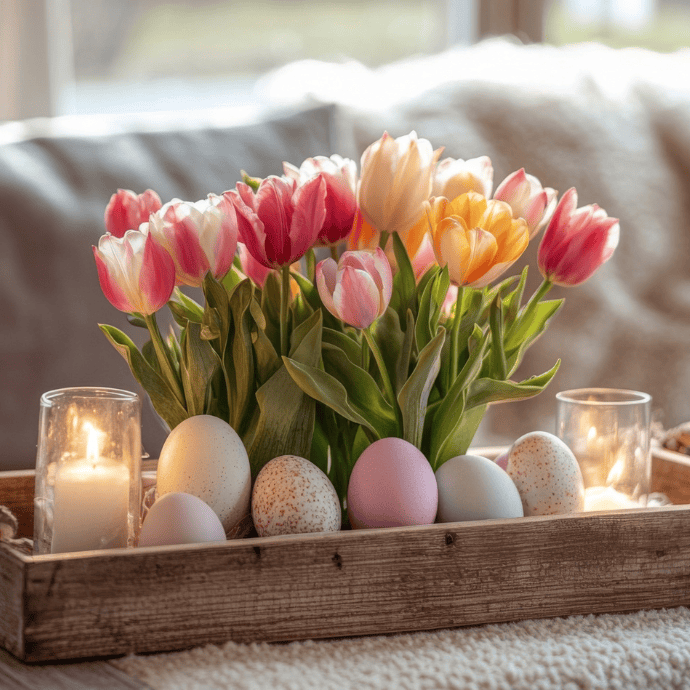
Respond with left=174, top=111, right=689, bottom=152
left=113, top=607, right=690, bottom=689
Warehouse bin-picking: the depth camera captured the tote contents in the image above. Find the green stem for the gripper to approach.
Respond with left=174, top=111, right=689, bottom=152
left=363, top=326, right=400, bottom=428
left=330, top=245, right=339, bottom=262
left=378, top=230, right=390, bottom=250
left=306, top=248, right=316, bottom=283
left=144, top=313, right=185, bottom=407
left=361, top=334, right=370, bottom=372
left=449, top=286, right=465, bottom=386
left=280, top=263, right=291, bottom=356
left=506, top=278, right=553, bottom=350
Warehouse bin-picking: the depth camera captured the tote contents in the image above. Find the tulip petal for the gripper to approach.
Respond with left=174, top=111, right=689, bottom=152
left=290, top=174, right=327, bottom=260
left=462, top=228, right=499, bottom=285
left=333, top=266, right=381, bottom=329
left=316, top=258, right=339, bottom=319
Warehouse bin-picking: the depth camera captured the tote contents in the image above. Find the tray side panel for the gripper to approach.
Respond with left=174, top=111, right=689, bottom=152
left=0, top=471, right=34, bottom=539
left=0, top=545, right=25, bottom=659
left=19, top=507, right=690, bottom=662
left=652, top=450, right=690, bottom=504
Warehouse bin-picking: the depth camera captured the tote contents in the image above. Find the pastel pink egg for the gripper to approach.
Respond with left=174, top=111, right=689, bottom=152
left=347, top=438, right=438, bottom=529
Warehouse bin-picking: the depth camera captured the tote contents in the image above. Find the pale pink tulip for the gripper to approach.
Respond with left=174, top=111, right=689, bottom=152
left=433, top=156, right=494, bottom=200
left=538, top=188, right=619, bottom=287
left=283, top=155, right=357, bottom=246
left=93, top=228, right=175, bottom=315
left=493, top=169, right=557, bottom=239
left=147, top=195, right=238, bottom=288
left=225, top=175, right=327, bottom=269
left=358, top=131, right=442, bottom=237
left=316, top=248, right=393, bottom=329
left=104, top=189, right=162, bottom=238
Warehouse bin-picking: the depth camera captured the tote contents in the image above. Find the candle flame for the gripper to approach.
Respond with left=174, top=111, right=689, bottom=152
left=84, top=423, right=101, bottom=466
left=587, top=426, right=597, bottom=442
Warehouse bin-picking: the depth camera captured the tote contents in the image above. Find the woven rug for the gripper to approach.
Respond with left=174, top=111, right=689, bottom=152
left=112, top=607, right=690, bottom=690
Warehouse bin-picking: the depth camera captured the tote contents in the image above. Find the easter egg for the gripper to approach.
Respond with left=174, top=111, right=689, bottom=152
left=251, top=455, right=341, bottom=537
left=156, top=415, right=251, bottom=532
left=506, top=431, right=584, bottom=516
left=138, top=492, right=226, bottom=547
left=435, top=454, right=523, bottom=523
left=347, top=438, right=438, bottom=529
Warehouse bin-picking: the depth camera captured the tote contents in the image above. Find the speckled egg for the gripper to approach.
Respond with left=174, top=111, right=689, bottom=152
left=347, top=438, right=438, bottom=529
left=156, top=415, right=251, bottom=532
left=251, top=455, right=341, bottom=537
left=506, top=431, right=584, bottom=516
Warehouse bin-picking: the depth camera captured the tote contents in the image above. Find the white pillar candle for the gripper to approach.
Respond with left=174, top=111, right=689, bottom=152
left=50, top=424, right=131, bottom=553
left=584, top=486, right=641, bottom=512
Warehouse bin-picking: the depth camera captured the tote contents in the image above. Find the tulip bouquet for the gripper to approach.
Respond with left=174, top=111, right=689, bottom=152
left=94, top=131, right=619, bottom=508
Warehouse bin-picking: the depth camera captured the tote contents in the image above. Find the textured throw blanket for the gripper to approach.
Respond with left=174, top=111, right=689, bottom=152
left=113, top=607, right=690, bottom=689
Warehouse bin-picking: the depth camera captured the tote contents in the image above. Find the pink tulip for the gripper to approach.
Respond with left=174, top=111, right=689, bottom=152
left=147, top=195, right=238, bottom=288
left=537, top=188, right=620, bottom=287
left=225, top=175, right=327, bottom=269
left=238, top=242, right=272, bottom=287
left=104, top=189, right=162, bottom=238
left=493, top=169, right=557, bottom=239
left=433, top=156, right=494, bottom=200
left=93, top=228, right=175, bottom=315
left=316, top=248, right=393, bottom=329
left=283, top=155, right=357, bottom=246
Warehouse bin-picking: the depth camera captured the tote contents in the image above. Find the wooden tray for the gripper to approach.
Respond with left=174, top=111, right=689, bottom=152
left=2, top=448, right=690, bottom=663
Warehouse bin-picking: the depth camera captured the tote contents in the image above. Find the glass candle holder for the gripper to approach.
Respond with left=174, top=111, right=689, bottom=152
left=555, top=388, right=651, bottom=511
left=34, top=387, right=142, bottom=554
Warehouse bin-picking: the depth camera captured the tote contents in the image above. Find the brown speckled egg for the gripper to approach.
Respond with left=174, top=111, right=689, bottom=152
left=251, top=455, right=341, bottom=537
left=506, top=431, right=584, bottom=516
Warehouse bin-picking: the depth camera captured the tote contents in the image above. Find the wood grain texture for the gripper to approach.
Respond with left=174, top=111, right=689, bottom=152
left=0, top=544, right=25, bottom=660
left=2, top=449, right=690, bottom=663
left=0, top=470, right=34, bottom=539
left=0, top=649, right=152, bottom=689
left=652, top=448, right=690, bottom=504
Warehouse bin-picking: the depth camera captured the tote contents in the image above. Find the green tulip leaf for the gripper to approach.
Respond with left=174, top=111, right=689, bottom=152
left=503, top=265, right=529, bottom=328
left=243, top=313, right=322, bottom=476
left=372, top=307, right=407, bottom=395
left=180, top=322, right=221, bottom=417
left=487, top=295, right=507, bottom=380
left=99, top=324, right=188, bottom=430
left=126, top=313, right=147, bottom=329
left=322, top=326, right=361, bottom=366
left=283, top=357, right=383, bottom=439
left=389, top=232, right=416, bottom=322
left=432, top=404, right=488, bottom=470
left=397, top=327, right=445, bottom=448
left=465, top=359, right=561, bottom=411
left=429, top=328, right=489, bottom=467
left=321, top=343, right=398, bottom=438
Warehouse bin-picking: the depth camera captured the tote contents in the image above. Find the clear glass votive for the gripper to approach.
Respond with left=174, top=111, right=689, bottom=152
left=34, top=387, right=142, bottom=554
left=555, top=388, right=651, bottom=511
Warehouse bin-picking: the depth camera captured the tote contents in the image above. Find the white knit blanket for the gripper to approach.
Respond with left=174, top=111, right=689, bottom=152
left=113, top=607, right=690, bottom=689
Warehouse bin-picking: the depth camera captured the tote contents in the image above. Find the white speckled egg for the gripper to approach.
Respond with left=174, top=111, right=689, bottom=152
left=252, top=455, right=341, bottom=537
left=138, top=492, right=226, bottom=547
left=156, top=415, right=251, bottom=532
left=435, top=455, right=523, bottom=523
left=506, top=431, right=584, bottom=516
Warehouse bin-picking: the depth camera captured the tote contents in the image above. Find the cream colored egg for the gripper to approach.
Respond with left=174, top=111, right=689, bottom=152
left=435, top=454, right=523, bottom=523
left=252, top=455, right=341, bottom=537
left=506, top=431, right=584, bottom=516
left=156, top=415, right=251, bottom=532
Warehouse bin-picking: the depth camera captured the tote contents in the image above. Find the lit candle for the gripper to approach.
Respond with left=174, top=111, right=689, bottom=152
left=50, top=423, right=131, bottom=553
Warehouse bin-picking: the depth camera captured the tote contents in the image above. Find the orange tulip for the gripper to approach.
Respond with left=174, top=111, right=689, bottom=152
left=427, top=192, right=529, bottom=288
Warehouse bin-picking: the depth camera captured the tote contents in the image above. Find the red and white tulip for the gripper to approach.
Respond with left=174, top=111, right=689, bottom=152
left=104, top=189, right=162, bottom=238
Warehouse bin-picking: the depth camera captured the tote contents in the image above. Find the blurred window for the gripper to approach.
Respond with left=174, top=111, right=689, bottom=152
left=66, top=0, right=454, bottom=115
left=545, top=0, right=690, bottom=52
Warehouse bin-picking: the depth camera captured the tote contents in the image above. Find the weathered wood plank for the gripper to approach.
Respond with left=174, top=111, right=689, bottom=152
left=16, top=505, right=690, bottom=661
left=3, top=448, right=690, bottom=662
left=0, top=649, right=151, bottom=689
left=652, top=447, right=690, bottom=504
left=0, top=471, right=34, bottom=539
left=0, top=544, right=25, bottom=660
